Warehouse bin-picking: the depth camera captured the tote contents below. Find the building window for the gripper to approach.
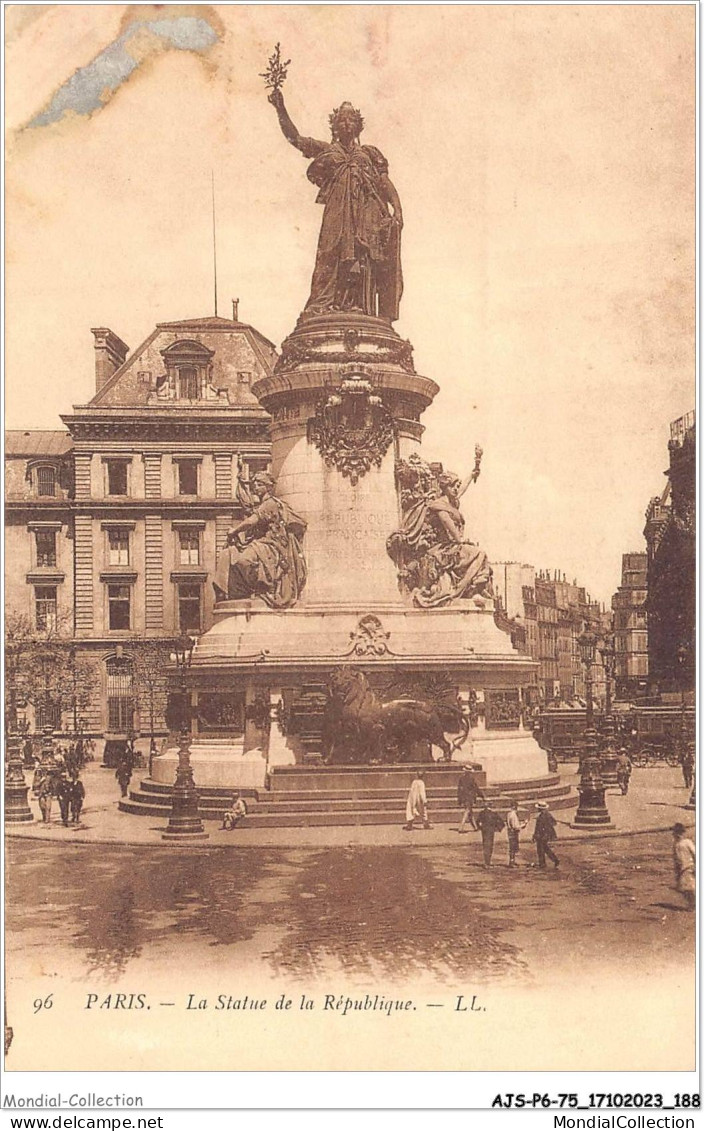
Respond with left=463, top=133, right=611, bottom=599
left=35, top=530, right=57, bottom=568
left=35, top=586, right=57, bottom=632
left=178, top=529, right=200, bottom=565
left=237, top=371, right=252, bottom=386
left=108, top=528, right=130, bottom=566
left=36, top=699, right=61, bottom=731
left=36, top=466, right=56, bottom=497
left=106, top=657, right=135, bottom=733
left=108, top=585, right=131, bottom=630
left=178, top=460, right=199, bottom=496
left=179, top=367, right=199, bottom=399
left=178, top=583, right=202, bottom=634
left=106, top=461, right=128, bottom=496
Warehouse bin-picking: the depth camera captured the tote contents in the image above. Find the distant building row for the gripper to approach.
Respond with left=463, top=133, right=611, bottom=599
left=493, top=409, right=696, bottom=706
left=492, top=563, right=610, bottom=706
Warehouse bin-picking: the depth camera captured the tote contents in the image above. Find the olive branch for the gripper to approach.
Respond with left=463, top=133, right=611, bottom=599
left=260, top=43, right=291, bottom=91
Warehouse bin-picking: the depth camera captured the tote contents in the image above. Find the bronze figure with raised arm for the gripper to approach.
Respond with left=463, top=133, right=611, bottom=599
left=268, top=86, right=404, bottom=321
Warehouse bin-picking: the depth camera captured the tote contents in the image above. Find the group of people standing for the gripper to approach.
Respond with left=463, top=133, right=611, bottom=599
left=457, top=766, right=560, bottom=869
left=34, top=766, right=85, bottom=826
left=403, top=767, right=561, bottom=870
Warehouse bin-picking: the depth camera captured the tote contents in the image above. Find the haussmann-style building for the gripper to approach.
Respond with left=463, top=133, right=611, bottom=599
left=4, top=309, right=275, bottom=759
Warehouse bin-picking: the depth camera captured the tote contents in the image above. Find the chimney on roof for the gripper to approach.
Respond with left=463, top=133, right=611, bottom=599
left=232, top=298, right=239, bottom=322
left=91, top=328, right=129, bottom=393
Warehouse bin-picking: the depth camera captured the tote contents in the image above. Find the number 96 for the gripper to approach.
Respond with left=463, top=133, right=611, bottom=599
left=33, top=994, right=53, bottom=1014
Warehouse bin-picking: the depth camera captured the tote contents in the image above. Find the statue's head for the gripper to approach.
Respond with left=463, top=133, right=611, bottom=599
left=438, top=471, right=461, bottom=499
left=329, top=102, right=364, bottom=143
left=251, top=471, right=275, bottom=498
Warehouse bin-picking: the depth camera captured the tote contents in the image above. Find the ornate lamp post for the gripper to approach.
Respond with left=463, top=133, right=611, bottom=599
left=598, top=632, right=619, bottom=787
left=4, top=642, right=33, bottom=823
left=35, top=646, right=59, bottom=773
left=573, top=629, right=612, bottom=827
left=162, top=635, right=208, bottom=842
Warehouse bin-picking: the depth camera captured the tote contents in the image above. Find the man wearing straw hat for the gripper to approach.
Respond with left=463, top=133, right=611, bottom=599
left=532, top=801, right=560, bottom=869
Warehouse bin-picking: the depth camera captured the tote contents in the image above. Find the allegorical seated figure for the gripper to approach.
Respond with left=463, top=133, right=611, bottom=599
left=387, top=455, right=493, bottom=607
left=267, top=87, right=404, bottom=321
left=213, top=466, right=307, bottom=609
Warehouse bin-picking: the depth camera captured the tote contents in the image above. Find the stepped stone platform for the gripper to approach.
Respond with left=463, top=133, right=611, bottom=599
left=120, top=763, right=577, bottom=828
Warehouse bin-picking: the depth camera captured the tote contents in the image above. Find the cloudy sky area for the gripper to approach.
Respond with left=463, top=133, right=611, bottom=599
left=5, top=4, right=695, bottom=604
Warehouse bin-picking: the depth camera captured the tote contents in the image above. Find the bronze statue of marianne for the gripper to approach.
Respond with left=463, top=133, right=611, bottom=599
left=268, top=87, right=404, bottom=321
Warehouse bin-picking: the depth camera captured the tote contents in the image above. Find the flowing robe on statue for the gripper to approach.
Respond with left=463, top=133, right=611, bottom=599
left=297, top=136, right=403, bottom=319
left=388, top=492, right=492, bottom=606
left=214, top=495, right=307, bottom=609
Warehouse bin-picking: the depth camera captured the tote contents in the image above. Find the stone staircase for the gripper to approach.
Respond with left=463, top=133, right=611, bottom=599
left=120, top=763, right=577, bottom=828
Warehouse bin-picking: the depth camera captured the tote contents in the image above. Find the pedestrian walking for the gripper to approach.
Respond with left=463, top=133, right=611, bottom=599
left=457, top=766, right=483, bottom=833
left=55, top=773, right=73, bottom=827
left=115, top=756, right=133, bottom=798
left=475, top=801, right=505, bottom=867
left=680, top=746, right=694, bottom=791
left=672, top=823, right=695, bottom=911
left=37, top=776, right=54, bottom=823
left=532, top=801, right=559, bottom=869
left=403, top=771, right=432, bottom=831
left=616, top=750, right=633, bottom=795
left=506, top=799, right=528, bottom=867
left=221, top=792, right=248, bottom=830
left=70, top=775, right=85, bottom=824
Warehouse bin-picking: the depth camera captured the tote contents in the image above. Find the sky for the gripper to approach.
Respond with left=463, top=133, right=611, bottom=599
left=5, top=3, right=695, bottom=604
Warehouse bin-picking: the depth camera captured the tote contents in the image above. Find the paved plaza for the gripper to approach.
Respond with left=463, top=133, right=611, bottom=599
left=5, top=762, right=694, bottom=848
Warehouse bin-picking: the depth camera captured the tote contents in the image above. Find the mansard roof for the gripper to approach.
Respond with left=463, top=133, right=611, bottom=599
left=86, top=314, right=278, bottom=411
left=5, top=430, right=72, bottom=457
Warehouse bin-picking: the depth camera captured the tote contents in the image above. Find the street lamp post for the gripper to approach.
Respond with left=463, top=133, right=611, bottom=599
left=573, top=630, right=612, bottom=827
left=35, top=647, right=59, bottom=773
left=162, top=635, right=208, bottom=842
left=598, top=633, right=619, bottom=787
left=677, top=645, right=695, bottom=812
left=4, top=643, right=33, bottom=823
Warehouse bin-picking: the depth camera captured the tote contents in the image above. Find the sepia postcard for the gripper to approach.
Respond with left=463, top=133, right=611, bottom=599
left=2, top=2, right=697, bottom=1085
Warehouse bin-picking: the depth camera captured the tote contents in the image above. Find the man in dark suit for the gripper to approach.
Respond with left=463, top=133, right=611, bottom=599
left=70, top=775, right=85, bottom=824
left=457, top=766, right=484, bottom=833
left=475, top=801, right=505, bottom=867
left=55, top=773, right=73, bottom=828
left=532, top=801, right=559, bottom=868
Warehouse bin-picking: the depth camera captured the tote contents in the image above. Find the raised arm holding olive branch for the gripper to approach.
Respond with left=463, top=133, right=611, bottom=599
left=265, top=61, right=404, bottom=320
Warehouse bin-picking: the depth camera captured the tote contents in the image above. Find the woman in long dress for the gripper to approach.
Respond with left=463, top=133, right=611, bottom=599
left=268, top=89, right=403, bottom=320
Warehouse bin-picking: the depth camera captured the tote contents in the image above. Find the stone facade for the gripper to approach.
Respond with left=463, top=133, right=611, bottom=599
left=4, top=313, right=275, bottom=754
left=492, top=562, right=609, bottom=705
left=644, top=411, right=695, bottom=695
left=610, top=552, right=648, bottom=699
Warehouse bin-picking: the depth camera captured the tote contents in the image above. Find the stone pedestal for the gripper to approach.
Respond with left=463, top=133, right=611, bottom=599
left=156, top=312, right=550, bottom=802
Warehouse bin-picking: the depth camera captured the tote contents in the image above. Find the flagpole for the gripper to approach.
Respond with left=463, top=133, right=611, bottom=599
left=211, top=170, right=218, bottom=317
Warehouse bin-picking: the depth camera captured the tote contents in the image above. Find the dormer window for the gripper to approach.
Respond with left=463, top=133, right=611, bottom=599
left=179, top=367, right=199, bottom=399
left=160, top=340, right=215, bottom=402
left=36, top=466, right=56, bottom=497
